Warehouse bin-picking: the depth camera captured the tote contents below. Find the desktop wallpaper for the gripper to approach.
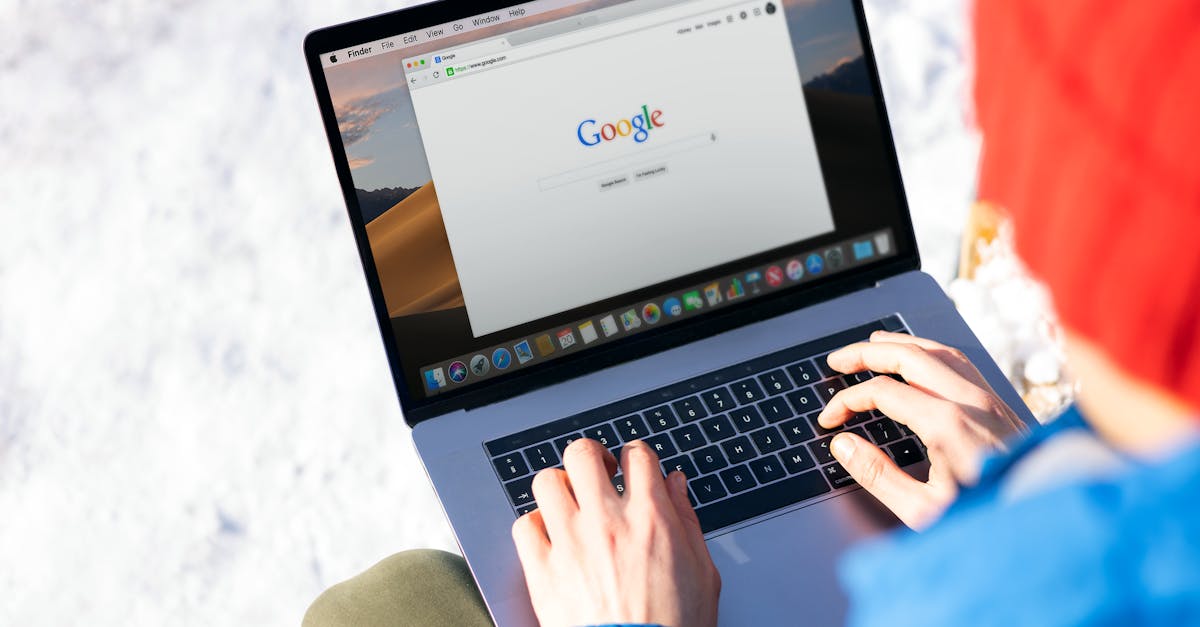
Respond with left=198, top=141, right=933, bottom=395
left=322, top=0, right=889, bottom=392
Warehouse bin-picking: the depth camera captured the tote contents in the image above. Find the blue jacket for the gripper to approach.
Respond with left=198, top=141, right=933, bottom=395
left=840, top=405, right=1200, bottom=626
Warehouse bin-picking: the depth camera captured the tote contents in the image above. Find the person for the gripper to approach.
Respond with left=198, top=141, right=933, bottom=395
left=304, top=1, right=1200, bottom=625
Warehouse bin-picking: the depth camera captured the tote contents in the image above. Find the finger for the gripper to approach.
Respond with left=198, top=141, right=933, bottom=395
left=530, top=468, right=576, bottom=544
left=561, top=438, right=619, bottom=511
left=817, top=375, right=947, bottom=432
left=825, top=341, right=987, bottom=404
left=621, top=440, right=671, bottom=504
left=511, top=508, right=550, bottom=564
left=664, top=471, right=702, bottom=536
left=830, top=432, right=937, bottom=529
left=866, top=331, right=995, bottom=392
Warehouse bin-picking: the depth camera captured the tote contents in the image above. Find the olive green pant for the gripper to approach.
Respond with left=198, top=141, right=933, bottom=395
left=303, top=550, right=494, bottom=627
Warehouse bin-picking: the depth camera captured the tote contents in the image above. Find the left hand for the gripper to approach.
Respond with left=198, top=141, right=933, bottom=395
left=511, top=438, right=721, bottom=627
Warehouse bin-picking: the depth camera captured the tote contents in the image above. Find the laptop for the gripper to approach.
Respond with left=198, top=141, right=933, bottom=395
left=304, top=0, right=1035, bottom=623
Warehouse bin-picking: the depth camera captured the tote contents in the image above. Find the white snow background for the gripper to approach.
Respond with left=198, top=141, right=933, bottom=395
left=0, top=1, right=996, bottom=624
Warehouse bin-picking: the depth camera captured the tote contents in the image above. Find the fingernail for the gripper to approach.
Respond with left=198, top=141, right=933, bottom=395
left=831, top=434, right=856, bottom=459
left=670, top=472, right=686, bottom=495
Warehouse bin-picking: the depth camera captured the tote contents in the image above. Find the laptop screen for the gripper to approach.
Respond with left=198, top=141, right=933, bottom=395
left=315, top=0, right=912, bottom=405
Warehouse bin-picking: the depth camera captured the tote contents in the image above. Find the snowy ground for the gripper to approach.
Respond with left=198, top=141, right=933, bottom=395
left=0, top=1, right=1016, bottom=624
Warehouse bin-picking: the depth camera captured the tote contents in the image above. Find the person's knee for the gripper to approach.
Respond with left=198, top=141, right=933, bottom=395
left=303, top=550, right=492, bottom=627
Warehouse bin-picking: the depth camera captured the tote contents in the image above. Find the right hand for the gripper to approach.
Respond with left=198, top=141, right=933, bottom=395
left=817, top=331, right=1028, bottom=529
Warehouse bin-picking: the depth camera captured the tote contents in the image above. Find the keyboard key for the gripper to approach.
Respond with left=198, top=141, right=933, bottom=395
left=749, top=426, right=786, bottom=454
left=758, top=397, right=794, bottom=423
left=688, top=489, right=698, bottom=508
left=719, top=464, right=758, bottom=494
left=699, top=414, right=735, bottom=442
left=505, top=475, right=535, bottom=506
left=757, top=369, right=793, bottom=395
left=780, top=416, right=815, bottom=444
left=691, top=474, right=728, bottom=504
left=815, top=378, right=847, bottom=404
left=516, top=502, right=538, bottom=516
left=583, top=423, right=620, bottom=448
left=846, top=412, right=873, bottom=426
left=613, top=415, right=650, bottom=441
left=780, top=445, right=816, bottom=474
left=729, top=406, right=765, bottom=432
left=720, top=436, right=756, bottom=464
left=866, top=418, right=902, bottom=445
left=730, top=378, right=766, bottom=404
left=661, top=455, right=700, bottom=479
left=672, top=396, right=708, bottom=422
left=492, top=454, right=529, bottom=481
left=692, top=445, right=729, bottom=474
left=644, top=406, right=678, bottom=433
left=786, top=360, right=821, bottom=386
left=524, top=443, right=559, bottom=471
left=810, top=426, right=868, bottom=466
left=671, top=423, right=706, bottom=451
left=888, top=438, right=926, bottom=467
left=808, top=436, right=836, bottom=465
left=821, top=462, right=856, bottom=489
left=846, top=370, right=874, bottom=385
left=814, top=354, right=840, bottom=379
left=612, top=473, right=626, bottom=496
left=644, top=433, right=678, bottom=459
left=694, top=469, right=830, bottom=533
left=700, top=387, right=736, bottom=414
left=748, top=455, right=786, bottom=484
left=786, top=387, right=821, bottom=413
left=808, top=412, right=841, bottom=436
left=553, top=433, right=583, bottom=457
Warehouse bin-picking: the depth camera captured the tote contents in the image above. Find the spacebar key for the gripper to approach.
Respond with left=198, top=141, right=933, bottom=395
left=694, top=470, right=831, bottom=534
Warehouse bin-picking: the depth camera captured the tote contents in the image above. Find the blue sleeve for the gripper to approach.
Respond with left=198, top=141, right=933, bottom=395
left=837, top=406, right=1200, bottom=627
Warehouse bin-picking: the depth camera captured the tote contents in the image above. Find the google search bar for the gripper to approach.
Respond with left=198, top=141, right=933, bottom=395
left=538, top=132, right=716, bottom=191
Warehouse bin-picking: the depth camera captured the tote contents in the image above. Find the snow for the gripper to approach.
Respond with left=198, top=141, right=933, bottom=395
left=0, top=1, right=1039, bottom=625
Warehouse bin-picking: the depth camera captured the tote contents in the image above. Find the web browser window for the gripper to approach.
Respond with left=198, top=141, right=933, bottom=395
left=406, top=0, right=835, bottom=337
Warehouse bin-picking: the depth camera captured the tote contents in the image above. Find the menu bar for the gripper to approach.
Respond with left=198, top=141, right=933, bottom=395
left=320, top=0, right=586, bottom=68
left=420, top=230, right=896, bottom=395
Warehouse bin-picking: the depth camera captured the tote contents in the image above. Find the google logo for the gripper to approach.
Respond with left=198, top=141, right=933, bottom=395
left=577, top=105, right=665, bottom=146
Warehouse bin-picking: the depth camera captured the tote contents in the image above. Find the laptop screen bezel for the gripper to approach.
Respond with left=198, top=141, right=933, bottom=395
left=303, top=0, right=920, bottom=427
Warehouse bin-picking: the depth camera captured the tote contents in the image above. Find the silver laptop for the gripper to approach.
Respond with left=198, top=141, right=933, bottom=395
left=305, top=0, right=1035, bottom=623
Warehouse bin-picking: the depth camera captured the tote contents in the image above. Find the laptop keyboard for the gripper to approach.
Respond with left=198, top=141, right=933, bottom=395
left=484, top=315, right=927, bottom=534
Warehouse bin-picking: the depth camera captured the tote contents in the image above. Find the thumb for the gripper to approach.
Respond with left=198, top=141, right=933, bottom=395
left=831, top=432, right=933, bottom=529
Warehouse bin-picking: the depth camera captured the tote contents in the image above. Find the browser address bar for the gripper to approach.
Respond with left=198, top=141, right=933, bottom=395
left=445, top=0, right=747, bottom=78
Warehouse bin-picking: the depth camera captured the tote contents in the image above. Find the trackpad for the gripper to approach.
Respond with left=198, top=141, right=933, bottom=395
left=707, top=489, right=900, bottom=625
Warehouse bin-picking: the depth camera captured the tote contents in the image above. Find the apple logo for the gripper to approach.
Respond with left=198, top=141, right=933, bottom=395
left=329, top=54, right=338, bottom=63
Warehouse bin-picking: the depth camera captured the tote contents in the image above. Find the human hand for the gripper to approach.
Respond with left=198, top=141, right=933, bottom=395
left=817, top=331, right=1028, bottom=529
left=512, top=438, right=720, bottom=627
